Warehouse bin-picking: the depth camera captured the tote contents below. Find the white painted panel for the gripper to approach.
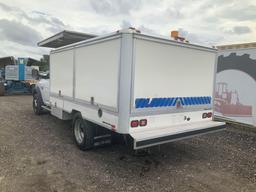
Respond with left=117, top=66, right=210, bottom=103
left=133, top=39, right=216, bottom=103
left=75, top=39, right=120, bottom=108
left=50, top=50, right=73, bottom=97
left=50, top=97, right=63, bottom=109
left=63, top=100, right=119, bottom=131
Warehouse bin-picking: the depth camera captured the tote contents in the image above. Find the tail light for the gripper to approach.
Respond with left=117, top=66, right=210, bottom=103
left=202, top=113, right=208, bottom=119
left=202, top=112, right=213, bottom=119
left=139, top=119, right=147, bottom=126
left=131, top=120, right=139, bottom=128
left=131, top=119, right=147, bottom=128
left=207, top=112, right=213, bottom=118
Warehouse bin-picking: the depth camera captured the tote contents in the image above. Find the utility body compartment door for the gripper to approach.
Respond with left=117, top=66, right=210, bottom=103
left=132, top=36, right=216, bottom=114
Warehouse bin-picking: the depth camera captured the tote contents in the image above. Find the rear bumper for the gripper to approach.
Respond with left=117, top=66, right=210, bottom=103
left=130, top=121, right=226, bottom=149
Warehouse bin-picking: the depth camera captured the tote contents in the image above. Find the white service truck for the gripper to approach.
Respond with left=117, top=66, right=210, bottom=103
left=33, top=28, right=225, bottom=150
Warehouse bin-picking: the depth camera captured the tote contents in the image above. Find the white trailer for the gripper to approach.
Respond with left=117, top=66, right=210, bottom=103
left=33, top=28, right=225, bottom=150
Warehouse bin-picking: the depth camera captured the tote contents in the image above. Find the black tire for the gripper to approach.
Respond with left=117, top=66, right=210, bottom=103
left=0, top=82, right=5, bottom=96
left=33, top=92, right=43, bottom=115
left=30, top=84, right=35, bottom=94
left=72, top=113, right=94, bottom=150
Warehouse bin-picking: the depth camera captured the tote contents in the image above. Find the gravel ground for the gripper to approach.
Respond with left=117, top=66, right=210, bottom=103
left=0, top=95, right=255, bottom=192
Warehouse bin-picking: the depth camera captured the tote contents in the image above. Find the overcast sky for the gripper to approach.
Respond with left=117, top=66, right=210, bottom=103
left=0, top=0, right=256, bottom=60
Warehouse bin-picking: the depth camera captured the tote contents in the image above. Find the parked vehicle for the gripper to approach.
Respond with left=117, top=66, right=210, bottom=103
left=0, top=62, right=39, bottom=96
left=33, top=28, right=225, bottom=150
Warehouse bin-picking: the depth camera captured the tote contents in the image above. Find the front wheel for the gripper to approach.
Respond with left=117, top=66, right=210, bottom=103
left=72, top=113, right=94, bottom=150
left=0, top=82, right=5, bottom=96
left=33, top=93, right=43, bottom=115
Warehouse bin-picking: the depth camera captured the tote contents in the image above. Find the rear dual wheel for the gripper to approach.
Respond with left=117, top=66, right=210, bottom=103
left=72, top=113, right=94, bottom=150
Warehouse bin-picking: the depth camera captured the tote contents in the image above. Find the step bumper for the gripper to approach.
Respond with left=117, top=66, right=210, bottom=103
left=130, top=121, right=226, bottom=149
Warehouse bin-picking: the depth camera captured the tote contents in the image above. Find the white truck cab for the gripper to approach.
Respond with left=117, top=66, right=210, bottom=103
left=33, top=28, right=225, bottom=150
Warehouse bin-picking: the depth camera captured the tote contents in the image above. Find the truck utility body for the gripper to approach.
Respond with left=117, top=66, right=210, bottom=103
left=34, top=29, right=225, bottom=150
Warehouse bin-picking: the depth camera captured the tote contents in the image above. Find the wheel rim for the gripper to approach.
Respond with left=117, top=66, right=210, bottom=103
left=74, top=119, right=85, bottom=144
left=33, top=96, right=38, bottom=112
left=34, top=98, right=38, bottom=107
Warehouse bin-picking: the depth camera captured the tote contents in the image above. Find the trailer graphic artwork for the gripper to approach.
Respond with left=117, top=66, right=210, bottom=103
left=215, top=82, right=252, bottom=116
left=216, top=50, right=256, bottom=126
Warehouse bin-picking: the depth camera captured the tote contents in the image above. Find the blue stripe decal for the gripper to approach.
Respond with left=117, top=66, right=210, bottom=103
left=135, top=96, right=212, bottom=109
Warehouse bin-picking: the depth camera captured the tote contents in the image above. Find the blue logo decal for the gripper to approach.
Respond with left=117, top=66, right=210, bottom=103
left=135, top=96, right=211, bottom=109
